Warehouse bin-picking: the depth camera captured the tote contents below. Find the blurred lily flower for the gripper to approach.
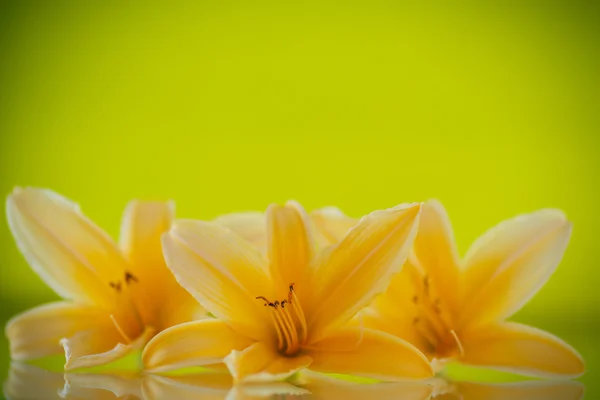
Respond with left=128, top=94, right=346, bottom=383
left=361, top=200, right=585, bottom=378
left=5, top=188, right=204, bottom=370
left=144, top=201, right=433, bottom=382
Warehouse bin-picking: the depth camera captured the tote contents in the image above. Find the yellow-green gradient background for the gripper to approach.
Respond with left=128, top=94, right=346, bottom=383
left=1, top=0, right=598, bottom=395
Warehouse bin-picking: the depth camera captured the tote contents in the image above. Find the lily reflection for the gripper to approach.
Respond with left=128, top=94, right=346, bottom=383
left=4, top=363, right=143, bottom=400
left=4, top=363, right=585, bottom=400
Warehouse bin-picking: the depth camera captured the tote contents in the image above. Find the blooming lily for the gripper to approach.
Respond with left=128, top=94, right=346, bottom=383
left=143, top=202, right=433, bottom=382
left=361, top=200, right=585, bottom=378
left=5, top=188, right=204, bottom=370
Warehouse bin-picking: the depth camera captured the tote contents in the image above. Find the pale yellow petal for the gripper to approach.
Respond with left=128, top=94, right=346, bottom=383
left=306, top=327, right=433, bottom=380
left=460, top=322, right=585, bottom=378
left=299, top=370, right=433, bottom=400
left=119, top=200, right=204, bottom=330
left=224, top=342, right=313, bottom=383
left=310, top=206, right=357, bottom=247
left=63, top=326, right=153, bottom=371
left=455, top=380, right=584, bottom=400
left=266, top=201, right=314, bottom=301
left=308, top=203, right=421, bottom=341
left=162, top=220, right=272, bottom=341
left=460, top=210, right=572, bottom=327
left=6, top=188, right=127, bottom=307
left=412, top=200, right=461, bottom=313
left=143, top=319, right=253, bottom=373
left=4, top=363, right=65, bottom=400
left=214, top=212, right=267, bottom=253
left=5, top=301, right=113, bottom=361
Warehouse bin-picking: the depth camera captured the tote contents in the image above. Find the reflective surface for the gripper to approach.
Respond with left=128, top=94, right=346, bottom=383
left=4, top=363, right=584, bottom=400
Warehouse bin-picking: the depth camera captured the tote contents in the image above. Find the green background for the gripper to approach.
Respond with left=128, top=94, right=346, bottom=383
left=1, top=0, right=598, bottom=397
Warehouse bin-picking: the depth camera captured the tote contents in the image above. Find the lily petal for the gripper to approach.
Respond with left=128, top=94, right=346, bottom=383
left=62, top=327, right=153, bottom=371
left=224, top=342, right=313, bottom=383
left=162, top=220, right=272, bottom=341
left=308, top=203, right=421, bottom=341
left=266, top=201, right=314, bottom=300
left=413, top=200, right=461, bottom=313
left=460, top=322, right=585, bottom=378
left=306, top=327, right=433, bottom=380
left=119, top=200, right=203, bottom=330
left=5, top=301, right=112, bottom=361
left=310, top=207, right=357, bottom=247
left=143, top=319, right=252, bottom=373
left=214, top=212, right=267, bottom=253
left=6, top=188, right=126, bottom=308
left=455, top=380, right=584, bottom=400
left=461, top=210, right=572, bottom=327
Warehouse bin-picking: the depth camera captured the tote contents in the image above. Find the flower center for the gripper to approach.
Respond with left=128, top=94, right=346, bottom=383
left=256, top=283, right=308, bottom=356
left=107, top=270, right=146, bottom=343
left=412, top=275, right=463, bottom=359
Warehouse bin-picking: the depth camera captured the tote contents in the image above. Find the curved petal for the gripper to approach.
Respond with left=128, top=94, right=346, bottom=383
left=162, top=220, right=272, bottom=341
left=63, top=327, right=153, bottom=371
left=213, top=212, right=267, bottom=253
left=6, top=188, right=126, bottom=307
left=306, top=327, right=433, bottom=381
left=460, top=210, right=572, bottom=327
left=299, top=370, right=433, bottom=400
left=308, top=203, right=422, bottom=342
left=412, top=200, right=461, bottom=314
left=143, top=319, right=253, bottom=373
left=266, top=201, right=314, bottom=301
left=119, top=200, right=204, bottom=331
left=454, top=380, right=584, bottom=400
left=5, top=301, right=110, bottom=361
left=460, top=322, right=585, bottom=378
left=224, top=342, right=312, bottom=383
left=310, top=207, right=357, bottom=247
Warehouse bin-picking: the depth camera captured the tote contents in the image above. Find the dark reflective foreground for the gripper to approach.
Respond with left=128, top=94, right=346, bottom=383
left=4, top=363, right=584, bottom=400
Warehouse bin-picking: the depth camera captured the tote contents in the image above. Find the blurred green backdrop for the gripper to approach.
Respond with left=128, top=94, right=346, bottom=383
left=1, top=0, right=598, bottom=396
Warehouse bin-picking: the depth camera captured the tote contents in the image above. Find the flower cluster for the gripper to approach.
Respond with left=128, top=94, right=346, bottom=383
left=4, top=188, right=585, bottom=383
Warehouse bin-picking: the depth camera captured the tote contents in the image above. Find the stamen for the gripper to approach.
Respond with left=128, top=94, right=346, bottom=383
left=289, top=289, right=308, bottom=341
left=450, top=330, right=465, bottom=356
left=269, top=312, right=284, bottom=350
left=272, top=306, right=294, bottom=353
left=110, top=315, right=132, bottom=344
left=279, top=306, right=299, bottom=355
left=255, top=282, right=308, bottom=356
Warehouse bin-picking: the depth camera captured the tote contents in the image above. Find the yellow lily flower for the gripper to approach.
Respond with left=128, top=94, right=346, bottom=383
left=361, top=200, right=585, bottom=378
left=5, top=188, right=204, bottom=370
left=143, top=201, right=433, bottom=382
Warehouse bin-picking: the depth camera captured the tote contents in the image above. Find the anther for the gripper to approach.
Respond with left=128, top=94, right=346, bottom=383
left=125, top=271, right=138, bottom=284
left=109, top=281, right=122, bottom=292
